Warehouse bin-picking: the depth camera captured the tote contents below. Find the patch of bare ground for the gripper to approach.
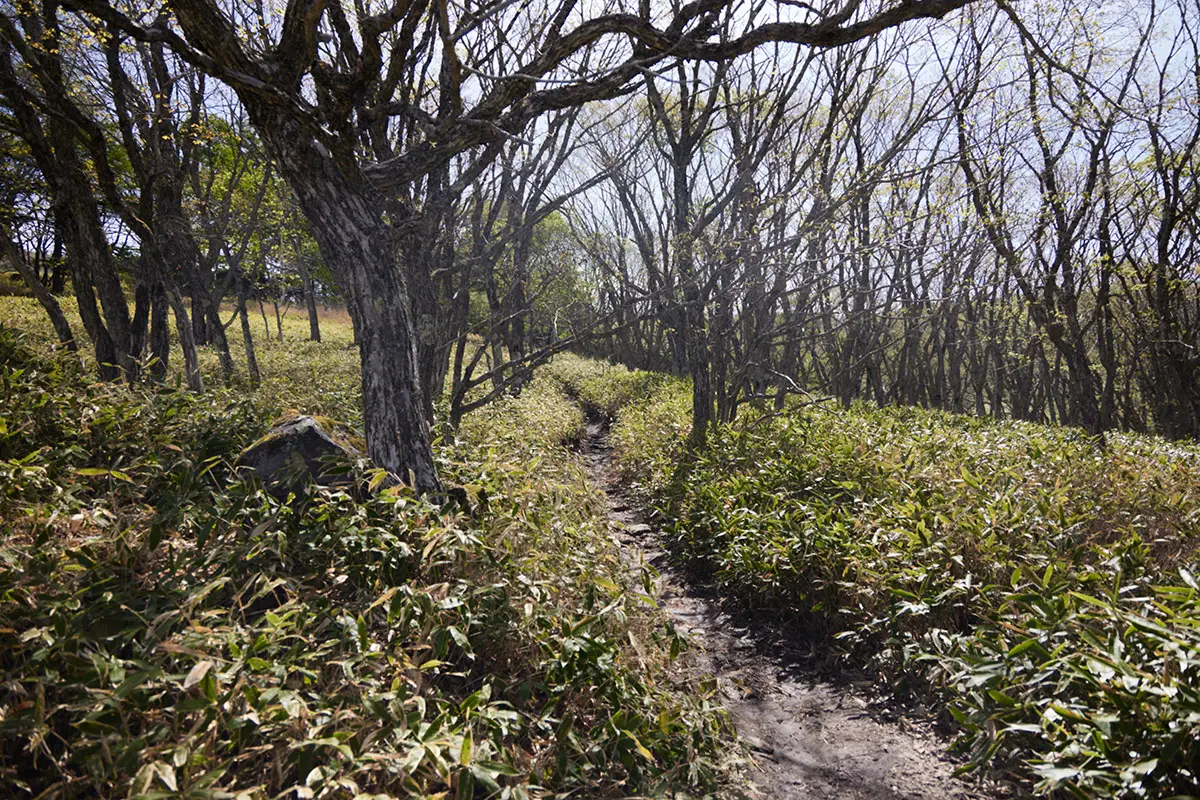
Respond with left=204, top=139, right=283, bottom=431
left=582, top=420, right=1012, bottom=800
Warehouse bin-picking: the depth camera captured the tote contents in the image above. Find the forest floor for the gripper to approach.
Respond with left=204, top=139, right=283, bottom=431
left=582, top=417, right=1003, bottom=800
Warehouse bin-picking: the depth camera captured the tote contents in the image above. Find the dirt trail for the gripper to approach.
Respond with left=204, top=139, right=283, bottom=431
left=582, top=420, right=1004, bottom=800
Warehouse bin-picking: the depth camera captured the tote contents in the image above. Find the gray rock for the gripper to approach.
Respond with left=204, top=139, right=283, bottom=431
left=237, top=414, right=366, bottom=497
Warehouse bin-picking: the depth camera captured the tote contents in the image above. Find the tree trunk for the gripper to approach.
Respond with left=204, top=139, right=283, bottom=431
left=250, top=111, right=440, bottom=492
left=130, top=279, right=150, bottom=363
left=297, top=256, right=321, bottom=342
left=191, top=292, right=208, bottom=345
left=2, top=223, right=77, bottom=351
left=396, top=200, right=459, bottom=419
left=39, top=120, right=134, bottom=381
left=346, top=291, right=360, bottom=347
left=149, top=172, right=234, bottom=384
left=166, top=284, right=203, bottom=392
left=56, top=190, right=132, bottom=381
left=205, top=293, right=237, bottom=381
left=237, top=271, right=261, bottom=388
left=258, top=297, right=270, bottom=340
left=680, top=242, right=713, bottom=443
left=149, top=281, right=170, bottom=382
left=48, top=231, right=65, bottom=295
left=139, top=233, right=203, bottom=391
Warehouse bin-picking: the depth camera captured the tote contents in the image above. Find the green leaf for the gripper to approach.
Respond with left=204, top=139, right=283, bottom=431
left=155, top=762, right=177, bottom=792
left=469, top=764, right=502, bottom=794
left=627, top=731, right=656, bottom=763
left=182, top=660, right=213, bottom=691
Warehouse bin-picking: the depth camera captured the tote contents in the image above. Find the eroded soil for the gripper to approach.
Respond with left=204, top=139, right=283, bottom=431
left=582, top=420, right=1007, bottom=800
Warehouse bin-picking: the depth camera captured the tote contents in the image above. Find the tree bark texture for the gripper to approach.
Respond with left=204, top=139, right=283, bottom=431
left=250, top=111, right=441, bottom=492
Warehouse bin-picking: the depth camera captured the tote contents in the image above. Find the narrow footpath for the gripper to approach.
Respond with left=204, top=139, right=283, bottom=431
left=582, top=419, right=1005, bottom=800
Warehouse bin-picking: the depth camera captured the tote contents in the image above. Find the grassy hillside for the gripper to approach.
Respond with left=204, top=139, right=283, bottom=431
left=547, top=354, right=1200, bottom=799
left=0, top=303, right=732, bottom=799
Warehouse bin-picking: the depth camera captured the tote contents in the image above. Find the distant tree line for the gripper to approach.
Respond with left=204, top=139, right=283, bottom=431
left=568, top=1, right=1200, bottom=443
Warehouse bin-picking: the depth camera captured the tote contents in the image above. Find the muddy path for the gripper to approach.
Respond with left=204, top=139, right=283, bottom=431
left=582, top=420, right=1006, bottom=800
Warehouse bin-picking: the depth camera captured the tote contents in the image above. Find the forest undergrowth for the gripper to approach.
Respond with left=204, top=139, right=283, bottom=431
left=0, top=299, right=733, bottom=799
left=545, top=354, right=1200, bottom=799
left=7, top=289, right=1200, bottom=800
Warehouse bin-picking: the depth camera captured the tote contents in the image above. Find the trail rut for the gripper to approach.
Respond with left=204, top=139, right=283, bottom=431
left=582, top=419, right=1005, bottom=800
